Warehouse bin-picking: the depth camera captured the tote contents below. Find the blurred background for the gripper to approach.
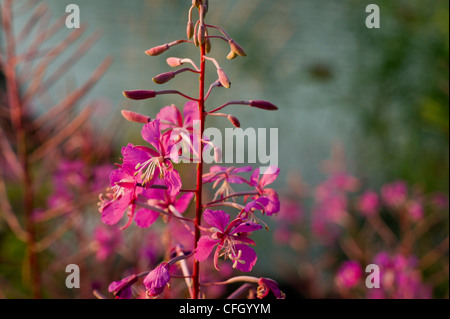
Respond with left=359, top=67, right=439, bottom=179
left=0, top=0, right=448, bottom=299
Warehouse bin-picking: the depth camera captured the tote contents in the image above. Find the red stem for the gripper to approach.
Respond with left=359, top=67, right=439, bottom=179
left=192, top=7, right=207, bottom=300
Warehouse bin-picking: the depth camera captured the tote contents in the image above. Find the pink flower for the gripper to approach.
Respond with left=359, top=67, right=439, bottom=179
left=98, top=168, right=139, bottom=226
left=134, top=186, right=194, bottom=228
left=194, top=209, right=262, bottom=272
left=108, top=274, right=138, bottom=299
left=257, top=278, right=285, bottom=299
left=157, top=101, right=199, bottom=134
left=335, top=260, right=363, bottom=288
left=122, top=119, right=182, bottom=196
left=143, top=262, right=171, bottom=298
left=249, top=165, right=280, bottom=215
left=203, top=165, right=252, bottom=199
left=357, top=190, right=380, bottom=217
left=381, top=180, right=408, bottom=208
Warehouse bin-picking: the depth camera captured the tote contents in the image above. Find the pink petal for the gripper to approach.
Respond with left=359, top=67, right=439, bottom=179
left=233, top=166, right=253, bottom=174
left=194, top=236, right=219, bottom=261
left=234, top=244, right=257, bottom=272
left=203, top=209, right=230, bottom=232
left=174, top=192, right=194, bottom=213
left=101, top=192, right=132, bottom=225
left=157, top=105, right=182, bottom=130
left=121, top=144, right=151, bottom=174
left=231, top=222, right=262, bottom=234
left=250, top=168, right=260, bottom=187
left=226, top=176, right=250, bottom=184
left=135, top=208, right=160, bottom=228
left=259, top=165, right=280, bottom=188
left=141, top=120, right=162, bottom=151
left=109, top=168, right=130, bottom=186
left=183, top=101, right=199, bottom=127
left=164, top=169, right=182, bottom=197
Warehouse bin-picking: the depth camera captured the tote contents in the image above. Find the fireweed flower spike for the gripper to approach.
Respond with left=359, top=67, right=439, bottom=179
left=100, top=0, right=280, bottom=299
left=194, top=209, right=262, bottom=272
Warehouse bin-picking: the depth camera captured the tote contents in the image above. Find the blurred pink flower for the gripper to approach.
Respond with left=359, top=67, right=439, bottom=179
left=277, top=198, right=303, bottom=224
left=335, top=260, right=363, bottom=289
left=431, top=192, right=449, bottom=210
left=94, top=225, right=122, bottom=262
left=371, top=252, right=431, bottom=299
left=357, top=190, right=380, bottom=217
left=407, top=200, right=424, bottom=221
left=381, top=180, right=408, bottom=208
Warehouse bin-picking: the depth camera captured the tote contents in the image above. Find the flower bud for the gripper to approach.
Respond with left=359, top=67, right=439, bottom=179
left=249, top=100, right=278, bottom=111
left=121, top=110, right=151, bottom=124
left=186, top=21, right=194, bottom=39
left=227, top=115, right=240, bottom=128
left=145, top=44, right=170, bottom=56
left=153, top=71, right=175, bottom=84
left=166, top=57, right=183, bottom=67
left=229, top=39, right=247, bottom=57
left=227, top=50, right=238, bottom=60
left=217, top=68, right=231, bottom=88
left=197, top=25, right=205, bottom=45
left=205, top=37, right=212, bottom=54
left=194, top=27, right=199, bottom=47
left=123, top=90, right=157, bottom=100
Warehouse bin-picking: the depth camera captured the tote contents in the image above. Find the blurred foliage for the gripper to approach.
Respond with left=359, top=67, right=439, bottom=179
left=347, top=0, right=449, bottom=192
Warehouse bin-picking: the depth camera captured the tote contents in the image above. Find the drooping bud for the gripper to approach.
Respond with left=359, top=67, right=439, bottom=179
left=166, top=57, right=183, bottom=67
left=153, top=71, right=176, bottom=84
left=123, top=90, right=157, bottom=100
left=121, top=110, right=151, bottom=124
left=227, top=50, right=238, bottom=60
left=145, top=44, right=170, bottom=56
left=205, top=38, right=212, bottom=54
left=197, top=25, right=205, bottom=45
left=229, top=39, right=247, bottom=57
left=217, top=68, right=231, bottom=88
left=227, top=115, right=241, bottom=128
left=187, top=21, right=194, bottom=39
left=193, top=23, right=200, bottom=47
left=249, top=100, right=278, bottom=111
left=205, top=28, right=211, bottom=54
left=192, top=0, right=199, bottom=7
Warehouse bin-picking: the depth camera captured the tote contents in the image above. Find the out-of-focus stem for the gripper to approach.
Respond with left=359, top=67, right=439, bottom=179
left=2, top=0, right=41, bottom=298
